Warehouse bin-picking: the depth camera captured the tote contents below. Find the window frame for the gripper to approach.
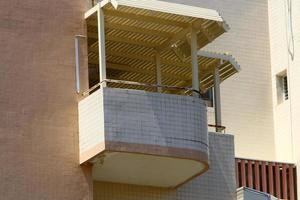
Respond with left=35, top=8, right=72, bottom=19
left=276, top=70, right=289, bottom=104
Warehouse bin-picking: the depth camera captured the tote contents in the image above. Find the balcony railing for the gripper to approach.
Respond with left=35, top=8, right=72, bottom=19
left=82, top=79, right=201, bottom=97
left=235, top=158, right=297, bottom=200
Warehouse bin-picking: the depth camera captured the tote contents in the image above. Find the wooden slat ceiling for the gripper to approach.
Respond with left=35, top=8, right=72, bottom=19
left=86, top=3, right=239, bottom=93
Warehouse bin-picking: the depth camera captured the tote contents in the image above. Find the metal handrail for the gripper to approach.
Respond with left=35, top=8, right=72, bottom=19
left=82, top=79, right=201, bottom=96
left=208, top=124, right=226, bottom=133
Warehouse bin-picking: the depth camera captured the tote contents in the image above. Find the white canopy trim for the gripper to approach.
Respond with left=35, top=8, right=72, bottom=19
left=101, top=0, right=226, bottom=22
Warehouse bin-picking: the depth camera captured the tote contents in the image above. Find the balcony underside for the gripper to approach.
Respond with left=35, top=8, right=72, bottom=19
left=91, top=146, right=208, bottom=188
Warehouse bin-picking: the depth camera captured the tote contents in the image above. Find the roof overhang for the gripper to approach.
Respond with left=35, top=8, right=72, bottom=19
left=85, top=0, right=229, bottom=53
left=85, top=1, right=239, bottom=93
left=100, top=0, right=228, bottom=23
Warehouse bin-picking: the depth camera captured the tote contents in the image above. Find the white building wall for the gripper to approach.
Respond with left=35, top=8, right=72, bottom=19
left=268, top=0, right=300, bottom=196
left=286, top=0, right=300, bottom=196
left=163, top=0, right=275, bottom=161
left=268, top=0, right=293, bottom=163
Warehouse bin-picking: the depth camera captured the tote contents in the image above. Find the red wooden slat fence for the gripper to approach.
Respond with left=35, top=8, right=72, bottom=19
left=235, top=158, right=297, bottom=200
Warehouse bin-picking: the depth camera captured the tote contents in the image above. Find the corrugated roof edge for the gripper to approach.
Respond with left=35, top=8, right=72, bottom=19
left=101, top=0, right=230, bottom=30
left=198, top=50, right=241, bottom=72
left=220, top=15, right=230, bottom=32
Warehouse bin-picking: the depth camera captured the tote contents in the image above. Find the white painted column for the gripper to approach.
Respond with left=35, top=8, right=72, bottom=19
left=155, top=52, right=162, bottom=92
left=97, top=5, right=107, bottom=87
left=214, top=61, right=222, bottom=132
left=191, top=28, right=199, bottom=97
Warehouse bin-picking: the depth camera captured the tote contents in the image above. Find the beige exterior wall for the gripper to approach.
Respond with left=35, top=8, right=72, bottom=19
left=164, top=0, right=275, bottom=161
left=0, top=0, right=92, bottom=199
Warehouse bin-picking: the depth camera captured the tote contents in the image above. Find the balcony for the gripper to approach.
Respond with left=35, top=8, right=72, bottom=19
left=79, top=87, right=209, bottom=187
left=76, top=0, right=240, bottom=188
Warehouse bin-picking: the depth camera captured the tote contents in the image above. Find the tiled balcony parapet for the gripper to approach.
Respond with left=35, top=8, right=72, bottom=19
left=79, top=88, right=209, bottom=187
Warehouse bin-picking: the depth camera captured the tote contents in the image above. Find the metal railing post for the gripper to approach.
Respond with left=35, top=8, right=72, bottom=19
left=75, top=35, right=86, bottom=94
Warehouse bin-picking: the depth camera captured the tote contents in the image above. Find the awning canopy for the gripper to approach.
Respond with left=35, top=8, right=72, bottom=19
left=85, top=0, right=239, bottom=93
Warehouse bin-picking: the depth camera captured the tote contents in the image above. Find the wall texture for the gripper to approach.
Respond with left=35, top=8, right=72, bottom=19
left=94, top=132, right=236, bottom=200
left=0, top=0, right=92, bottom=199
left=161, top=0, right=275, bottom=161
left=103, top=88, right=207, bottom=152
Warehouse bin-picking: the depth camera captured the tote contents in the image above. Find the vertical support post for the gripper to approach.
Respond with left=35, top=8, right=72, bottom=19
left=289, top=165, right=295, bottom=200
left=268, top=163, right=274, bottom=196
left=75, top=35, right=86, bottom=93
left=75, top=37, right=81, bottom=93
left=254, top=161, right=260, bottom=190
left=275, top=163, right=281, bottom=199
left=214, top=60, right=222, bottom=132
left=235, top=159, right=240, bottom=187
left=155, top=51, right=162, bottom=93
left=97, top=4, right=107, bottom=87
left=261, top=161, right=267, bottom=192
left=191, top=28, right=199, bottom=97
left=247, top=160, right=253, bottom=188
left=282, top=164, right=288, bottom=199
left=240, top=160, right=246, bottom=187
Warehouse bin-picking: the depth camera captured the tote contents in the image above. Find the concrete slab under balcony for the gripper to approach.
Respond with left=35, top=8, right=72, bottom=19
left=78, top=87, right=209, bottom=188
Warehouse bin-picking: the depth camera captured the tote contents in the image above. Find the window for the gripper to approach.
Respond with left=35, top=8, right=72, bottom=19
left=283, top=75, right=289, bottom=100
left=202, top=88, right=214, bottom=107
left=276, top=71, right=289, bottom=104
